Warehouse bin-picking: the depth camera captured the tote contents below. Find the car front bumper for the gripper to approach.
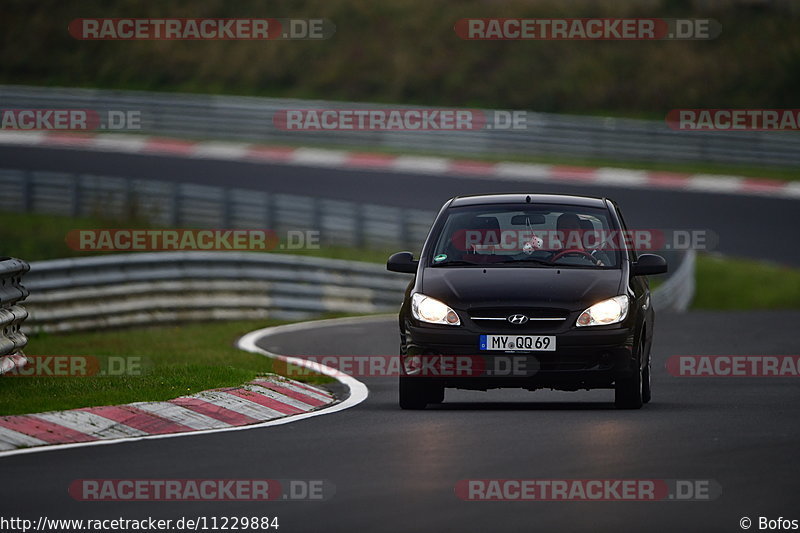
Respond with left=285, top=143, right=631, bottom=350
left=403, top=322, right=637, bottom=391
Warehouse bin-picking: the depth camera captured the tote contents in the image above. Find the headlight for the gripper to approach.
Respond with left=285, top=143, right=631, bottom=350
left=411, top=293, right=460, bottom=326
left=576, top=295, right=629, bottom=327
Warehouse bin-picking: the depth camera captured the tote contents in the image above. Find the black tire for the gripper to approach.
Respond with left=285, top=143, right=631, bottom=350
left=615, top=339, right=644, bottom=409
left=399, top=377, right=428, bottom=410
left=428, top=381, right=445, bottom=404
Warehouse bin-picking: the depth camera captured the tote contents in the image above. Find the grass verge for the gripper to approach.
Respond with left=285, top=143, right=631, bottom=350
left=0, top=210, right=395, bottom=263
left=0, top=320, right=332, bottom=416
left=692, top=254, right=800, bottom=310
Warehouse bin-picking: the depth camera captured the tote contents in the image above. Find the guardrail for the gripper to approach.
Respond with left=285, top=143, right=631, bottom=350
left=0, top=258, right=30, bottom=374
left=2, top=85, right=799, bottom=168
left=0, top=168, right=436, bottom=253
left=651, top=249, right=695, bottom=313
left=23, top=252, right=410, bottom=332
left=22, top=250, right=693, bottom=333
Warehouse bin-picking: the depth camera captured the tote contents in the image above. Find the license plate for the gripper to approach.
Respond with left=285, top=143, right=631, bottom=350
left=479, top=334, right=556, bottom=352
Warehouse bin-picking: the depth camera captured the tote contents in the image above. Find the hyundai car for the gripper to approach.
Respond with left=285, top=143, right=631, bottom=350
left=387, top=193, right=668, bottom=410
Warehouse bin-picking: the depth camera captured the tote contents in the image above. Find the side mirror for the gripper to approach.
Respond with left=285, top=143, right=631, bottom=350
left=631, top=254, right=668, bottom=276
left=387, top=251, right=418, bottom=274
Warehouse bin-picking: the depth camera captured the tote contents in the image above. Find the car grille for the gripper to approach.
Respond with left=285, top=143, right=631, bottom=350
left=467, top=307, right=570, bottom=332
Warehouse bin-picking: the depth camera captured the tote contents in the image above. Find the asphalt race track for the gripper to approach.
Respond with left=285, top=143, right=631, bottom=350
left=2, top=145, right=798, bottom=267
left=1, top=146, right=799, bottom=532
left=1, top=312, right=799, bottom=532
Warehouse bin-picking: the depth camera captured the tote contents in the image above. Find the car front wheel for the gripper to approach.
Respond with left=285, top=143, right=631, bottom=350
left=615, top=341, right=644, bottom=409
left=399, top=377, right=444, bottom=409
left=399, top=376, right=428, bottom=409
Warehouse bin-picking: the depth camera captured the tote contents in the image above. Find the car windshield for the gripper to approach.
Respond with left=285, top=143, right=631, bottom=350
left=430, top=204, right=621, bottom=268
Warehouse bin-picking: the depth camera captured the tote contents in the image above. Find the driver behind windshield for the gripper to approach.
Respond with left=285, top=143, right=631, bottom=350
left=552, top=213, right=610, bottom=266
left=433, top=208, right=616, bottom=267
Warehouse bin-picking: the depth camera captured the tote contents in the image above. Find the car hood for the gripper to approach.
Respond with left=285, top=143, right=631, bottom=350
left=421, top=266, right=623, bottom=311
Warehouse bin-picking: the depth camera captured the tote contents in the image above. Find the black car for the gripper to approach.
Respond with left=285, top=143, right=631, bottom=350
left=387, top=193, right=668, bottom=410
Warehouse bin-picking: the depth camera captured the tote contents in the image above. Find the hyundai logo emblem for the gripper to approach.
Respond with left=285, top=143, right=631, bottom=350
left=507, top=314, right=529, bottom=325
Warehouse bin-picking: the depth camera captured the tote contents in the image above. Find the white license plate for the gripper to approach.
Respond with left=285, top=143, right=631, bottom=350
left=479, top=335, right=556, bottom=352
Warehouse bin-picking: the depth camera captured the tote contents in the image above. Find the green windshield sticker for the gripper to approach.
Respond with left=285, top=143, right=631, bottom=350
left=434, top=254, right=447, bottom=262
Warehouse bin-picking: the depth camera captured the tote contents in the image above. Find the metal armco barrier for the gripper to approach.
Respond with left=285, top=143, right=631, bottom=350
left=0, top=258, right=30, bottom=374
left=22, top=250, right=693, bottom=333
left=23, top=252, right=411, bottom=332
left=651, top=250, right=695, bottom=313
left=1, top=85, right=798, bottom=167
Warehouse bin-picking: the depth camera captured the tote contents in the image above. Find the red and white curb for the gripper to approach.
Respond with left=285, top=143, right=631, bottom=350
left=0, top=375, right=334, bottom=453
left=0, top=353, right=28, bottom=376
left=1, top=131, right=798, bottom=200
left=0, top=317, right=372, bottom=458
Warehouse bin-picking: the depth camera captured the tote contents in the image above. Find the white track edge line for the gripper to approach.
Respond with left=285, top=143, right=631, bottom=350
left=0, top=315, right=377, bottom=459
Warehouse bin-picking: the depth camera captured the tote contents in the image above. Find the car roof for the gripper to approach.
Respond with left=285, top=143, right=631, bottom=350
left=448, top=193, right=609, bottom=209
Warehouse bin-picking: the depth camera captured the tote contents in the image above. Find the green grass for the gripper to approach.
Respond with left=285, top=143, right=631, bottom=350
left=0, top=211, right=151, bottom=262
left=692, top=254, right=800, bottom=310
left=0, top=210, right=395, bottom=263
left=0, top=320, right=335, bottom=416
